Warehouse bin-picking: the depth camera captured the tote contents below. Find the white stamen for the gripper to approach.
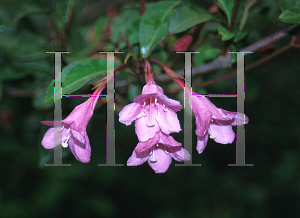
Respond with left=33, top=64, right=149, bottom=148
left=143, top=101, right=146, bottom=107
left=165, top=145, right=169, bottom=154
left=58, top=126, right=65, bottom=132
left=62, top=128, right=71, bottom=148
left=147, top=97, right=155, bottom=127
left=163, top=104, right=168, bottom=112
left=208, top=126, right=216, bottom=139
left=150, top=146, right=157, bottom=162
left=155, top=98, right=158, bottom=105
left=142, top=110, right=147, bottom=117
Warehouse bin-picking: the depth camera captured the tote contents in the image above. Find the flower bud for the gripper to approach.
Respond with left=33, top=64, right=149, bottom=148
left=173, top=35, right=193, bottom=52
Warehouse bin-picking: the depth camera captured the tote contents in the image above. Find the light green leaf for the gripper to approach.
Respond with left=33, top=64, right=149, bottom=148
left=218, top=0, right=234, bottom=25
left=279, top=0, right=300, bottom=12
left=111, top=9, right=140, bottom=49
left=169, top=1, right=213, bottom=34
left=139, top=1, right=181, bottom=58
left=218, top=27, right=235, bottom=41
left=44, top=58, right=114, bottom=103
left=279, top=4, right=300, bottom=24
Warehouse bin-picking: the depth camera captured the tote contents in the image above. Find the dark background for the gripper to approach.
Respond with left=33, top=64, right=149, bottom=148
left=0, top=0, right=299, bottom=217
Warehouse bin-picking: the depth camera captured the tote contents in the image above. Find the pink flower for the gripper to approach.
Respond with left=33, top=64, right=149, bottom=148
left=190, top=94, right=249, bottom=154
left=119, top=63, right=190, bottom=173
left=41, top=87, right=103, bottom=163
left=127, top=132, right=190, bottom=173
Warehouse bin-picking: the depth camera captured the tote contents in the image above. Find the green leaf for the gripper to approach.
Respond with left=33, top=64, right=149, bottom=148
left=111, top=9, right=140, bottom=49
left=279, top=0, right=300, bottom=12
left=218, top=27, right=235, bottom=41
left=279, top=4, right=300, bottom=24
left=15, top=1, right=50, bottom=22
left=127, top=84, right=142, bottom=102
left=233, top=30, right=248, bottom=43
left=169, top=1, right=213, bottom=34
left=194, top=44, right=221, bottom=66
left=218, top=0, right=234, bottom=25
left=44, top=58, right=113, bottom=103
left=139, top=1, right=181, bottom=58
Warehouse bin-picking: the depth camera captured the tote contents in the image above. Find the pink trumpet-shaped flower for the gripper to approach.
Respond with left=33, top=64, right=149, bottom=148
left=41, top=86, right=104, bottom=163
left=190, top=93, right=249, bottom=154
left=119, top=61, right=190, bottom=173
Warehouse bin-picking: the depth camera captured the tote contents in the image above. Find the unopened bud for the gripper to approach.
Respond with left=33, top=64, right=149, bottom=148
left=173, top=35, right=193, bottom=52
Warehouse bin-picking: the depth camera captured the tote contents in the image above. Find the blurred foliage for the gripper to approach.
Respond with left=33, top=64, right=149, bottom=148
left=0, top=0, right=300, bottom=217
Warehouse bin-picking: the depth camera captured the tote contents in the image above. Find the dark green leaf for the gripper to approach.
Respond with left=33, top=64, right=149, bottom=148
left=44, top=58, right=113, bottom=103
left=194, top=44, right=221, bottom=66
left=233, top=30, right=248, bottom=43
left=279, top=4, right=300, bottom=24
left=111, top=9, right=140, bottom=49
left=15, top=1, right=49, bottom=22
left=139, top=1, right=181, bottom=58
left=218, top=0, right=234, bottom=25
left=0, top=82, right=2, bottom=100
left=279, top=0, right=300, bottom=12
left=169, top=1, right=213, bottom=34
left=127, top=84, right=142, bottom=102
left=218, top=27, right=235, bottom=41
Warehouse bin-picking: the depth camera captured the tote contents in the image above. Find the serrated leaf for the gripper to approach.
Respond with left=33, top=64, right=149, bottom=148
left=218, top=0, right=234, bottom=25
left=111, top=9, right=140, bottom=49
left=44, top=58, right=114, bottom=103
left=169, top=1, right=213, bottom=34
left=279, top=4, right=300, bottom=24
left=139, top=1, right=181, bottom=58
left=218, top=27, right=235, bottom=41
left=279, top=0, right=300, bottom=12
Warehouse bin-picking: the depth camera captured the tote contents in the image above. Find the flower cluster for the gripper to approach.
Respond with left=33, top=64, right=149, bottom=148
left=119, top=62, right=190, bottom=173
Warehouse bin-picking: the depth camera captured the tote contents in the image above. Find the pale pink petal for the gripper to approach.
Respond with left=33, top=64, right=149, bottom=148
left=159, top=132, right=182, bottom=147
left=134, top=93, right=157, bottom=103
left=135, top=103, right=160, bottom=142
left=68, top=135, right=91, bottom=163
left=194, top=111, right=212, bottom=137
left=157, top=104, right=181, bottom=134
left=119, top=102, right=141, bottom=126
left=196, top=134, right=209, bottom=154
left=40, top=121, right=55, bottom=126
left=210, top=124, right=235, bottom=144
left=157, top=95, right=182, bottom=111
left=70, top=129, right=86, bottom=145
left=127, top=149, right=150, bottom=166
left=135, top=133, right=160, bottom=153
left=147, top=146, right=172, bottom=173
left=141, top=83, right=164, bottom=95
left=41, top=127, right=69, bottom=149
left=168, top=147, right=190, bottom=161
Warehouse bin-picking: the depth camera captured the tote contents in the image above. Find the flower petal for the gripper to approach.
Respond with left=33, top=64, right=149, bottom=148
left=135, top=103, right=160, bottom=142
left=127, top=149, right=150, bottom=166
left=159, top=132, right=182, bottom=147
left=68, top=135, right=91, bottom=163
left=168, top=147, right=190, bottom=161
left=157, top=95, right=182, bottom=111
left=40, top=121, right=55, bottom=126
left=157, top=104, right=181, bottom=134
left=134, top=93, right=157, bottom=103
left=41, top=127, right=69, bottom=149
left=210, top=124, right=235, bottom=144
left=135, top=133, right=160, bottom=153
left=119, top=102, right=141, bottom=126
left=71, top=129, right=86, bottom=145
left=147, top=146, right=172, bottom=173
left=194, top=111, right=212, bottom=137
left=196, top=134, right=209, bottom=154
